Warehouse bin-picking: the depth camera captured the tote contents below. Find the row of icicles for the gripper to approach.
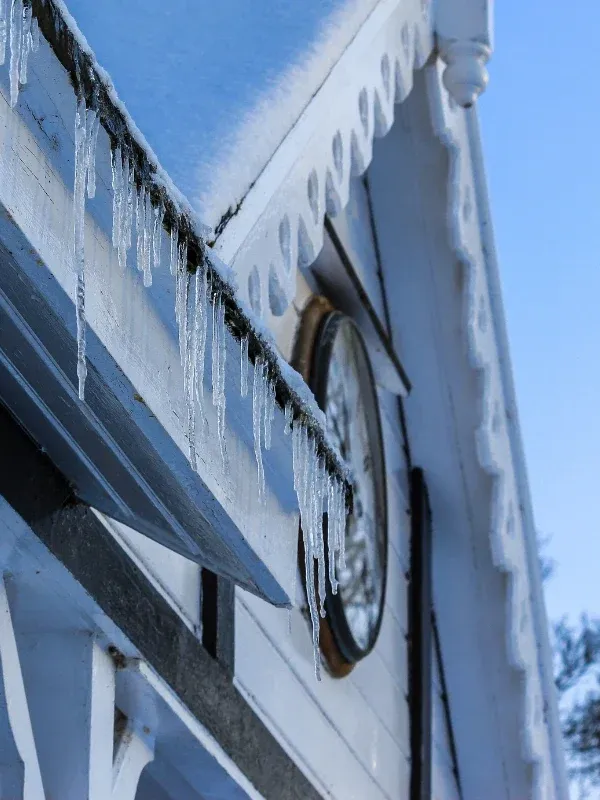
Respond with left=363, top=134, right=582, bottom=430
left=1, top=1, right=347, bottom=678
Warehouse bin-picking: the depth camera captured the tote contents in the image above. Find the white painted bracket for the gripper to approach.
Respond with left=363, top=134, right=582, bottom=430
left=113, top=724, right=155, bottom=800
left=0, top=576, right=45, bottom=799
left=435, top=0, right=494, bottom=107
left=19, top=633, right=116, bottom=800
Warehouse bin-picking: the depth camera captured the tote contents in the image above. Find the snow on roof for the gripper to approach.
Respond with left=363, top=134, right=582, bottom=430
left=61, top=0, right=381, bottom=234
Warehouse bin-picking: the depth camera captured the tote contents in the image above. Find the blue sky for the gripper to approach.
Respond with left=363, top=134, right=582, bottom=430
left=479, top=0, right=600, bottom=625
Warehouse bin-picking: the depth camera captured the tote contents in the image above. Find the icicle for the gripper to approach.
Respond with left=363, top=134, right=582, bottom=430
left=18, top=1, right=31, bottom=85
left=211, top=292, right=227, bottom=463
left=135, top=186, right=153, bottom=287
left=0, top=0, right=7, bottom=66
left=145, top=192, right=154, bottom=286
left=85, top=107, right=100, bottom=199
left=9, top=0, right=23, bottom=107
left=30, top=14, right=38, bottom=52
left=315, top=456, right=327, bottom=617
left=169, top=225, right=178, bottom=276
left=253, top=357, right=266, bottom=502
left=263, top=378, right=276, bottom=451
left=284, top=402, right=293, bottom=435
left=240, top=335, right=249, bottom=398
left=292, top=422, right=322, bottom=680
left=135, top=183, right=146, bottom=274
left=73, top=97, right=92, bottom=400
left=184, top=267, right=197, bottom=470
left=335, top=478, right=347, bottom=570
left=194, top=264, right=209, bottom=420
left=326, top=474, right=338, bottom=594
left=152, top=202, right=164, bottom=271
left=111, top=146, right=123, bottom=251
left=18, top=1, right=29, bottom=84
left=175, top=241, right=188, bottom=365
left=123, top=156, right=135, bottom=253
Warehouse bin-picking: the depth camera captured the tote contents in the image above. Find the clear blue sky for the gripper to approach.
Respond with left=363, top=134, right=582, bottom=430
left=479, top=0, right=600, bottom=625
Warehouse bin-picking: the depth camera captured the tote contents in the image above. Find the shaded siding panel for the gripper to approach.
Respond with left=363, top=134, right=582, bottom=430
left=235, top=598, right=405, bottom=799
left=234, top=385, right=412, bottom=799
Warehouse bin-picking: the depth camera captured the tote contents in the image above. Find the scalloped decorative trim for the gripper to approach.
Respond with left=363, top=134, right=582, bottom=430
left=425, top=61, right=556, bottom=800
left=214, top=0, right=434, bottom=328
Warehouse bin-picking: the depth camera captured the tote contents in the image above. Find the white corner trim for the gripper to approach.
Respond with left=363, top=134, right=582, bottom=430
left=214, top=0, right=433, bottom=329
left=425, top=60, right=563, bottom=799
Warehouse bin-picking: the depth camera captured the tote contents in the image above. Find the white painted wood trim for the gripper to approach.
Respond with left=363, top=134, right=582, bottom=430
left=112, top=725, right=155, bottom=800
left=214, top=0, right=433, bottom=329
left=425, top=60, right=568, bottom=798
left=0, top=576, right=45, bottom=799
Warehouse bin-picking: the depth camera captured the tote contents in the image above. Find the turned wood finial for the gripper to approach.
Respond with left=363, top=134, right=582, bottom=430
left=435, top=0, right=493, bottom=107
left=439, top=39, right=491, bottom=108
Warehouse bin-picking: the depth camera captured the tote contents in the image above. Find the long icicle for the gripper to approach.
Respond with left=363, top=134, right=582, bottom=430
left=73, top=97, right=92, bottom=400
left=211, top=291, right=227, bottom=465
left=0, top=0, right=7, bottom=66
left=111, top=145, right=123, bottom=253
left=240, top=335, right=249, bottom=399
left=152, top=202, right=164, bottom=272
left=9, top=0, right=23, bottom=107
left=18, top=0, right=30, bottom=85
left=194, top=263, right=208, bottom=423
left=253, top=357, right=266, bottom=503
left=315, top=455, right=327, bottom=617
left=85, top=107, right=100, bottom=199
left=293, top=421, right=322, bottom=680
left=185, top=266, right=197, bottom=470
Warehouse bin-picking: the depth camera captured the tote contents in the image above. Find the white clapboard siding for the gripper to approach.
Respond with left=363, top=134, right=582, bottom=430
left=234, top=392, right=412, bottom=799
left=432, top=749, right=461, bottom=800
left=235, top=599, right=400, bottom=800
left=101, top=517, right=201, bottom=633
left=379, top=390, right=411, bottom=570
left=431, top=639, right=461, bottom=800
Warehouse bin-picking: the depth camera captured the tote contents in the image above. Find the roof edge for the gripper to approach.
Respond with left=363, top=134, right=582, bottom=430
left=466, top=107, right=570, bottom=795
left=425, top=60, right=568, bottom=797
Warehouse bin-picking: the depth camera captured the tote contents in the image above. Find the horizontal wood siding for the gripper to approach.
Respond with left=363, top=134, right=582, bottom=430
left=431, top=634, right=461, bottom=800
left=235, top=386, right=411, bottom=799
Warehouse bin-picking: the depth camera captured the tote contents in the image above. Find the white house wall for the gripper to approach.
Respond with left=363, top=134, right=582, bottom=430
left=233, top=199, right=413, bottom=798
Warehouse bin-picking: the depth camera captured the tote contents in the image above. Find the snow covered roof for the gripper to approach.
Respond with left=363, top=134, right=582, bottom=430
left=61, top=0, right=383, bottom=234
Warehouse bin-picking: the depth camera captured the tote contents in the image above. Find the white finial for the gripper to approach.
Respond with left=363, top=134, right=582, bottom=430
left=439, top=39, right=491, bottom=108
